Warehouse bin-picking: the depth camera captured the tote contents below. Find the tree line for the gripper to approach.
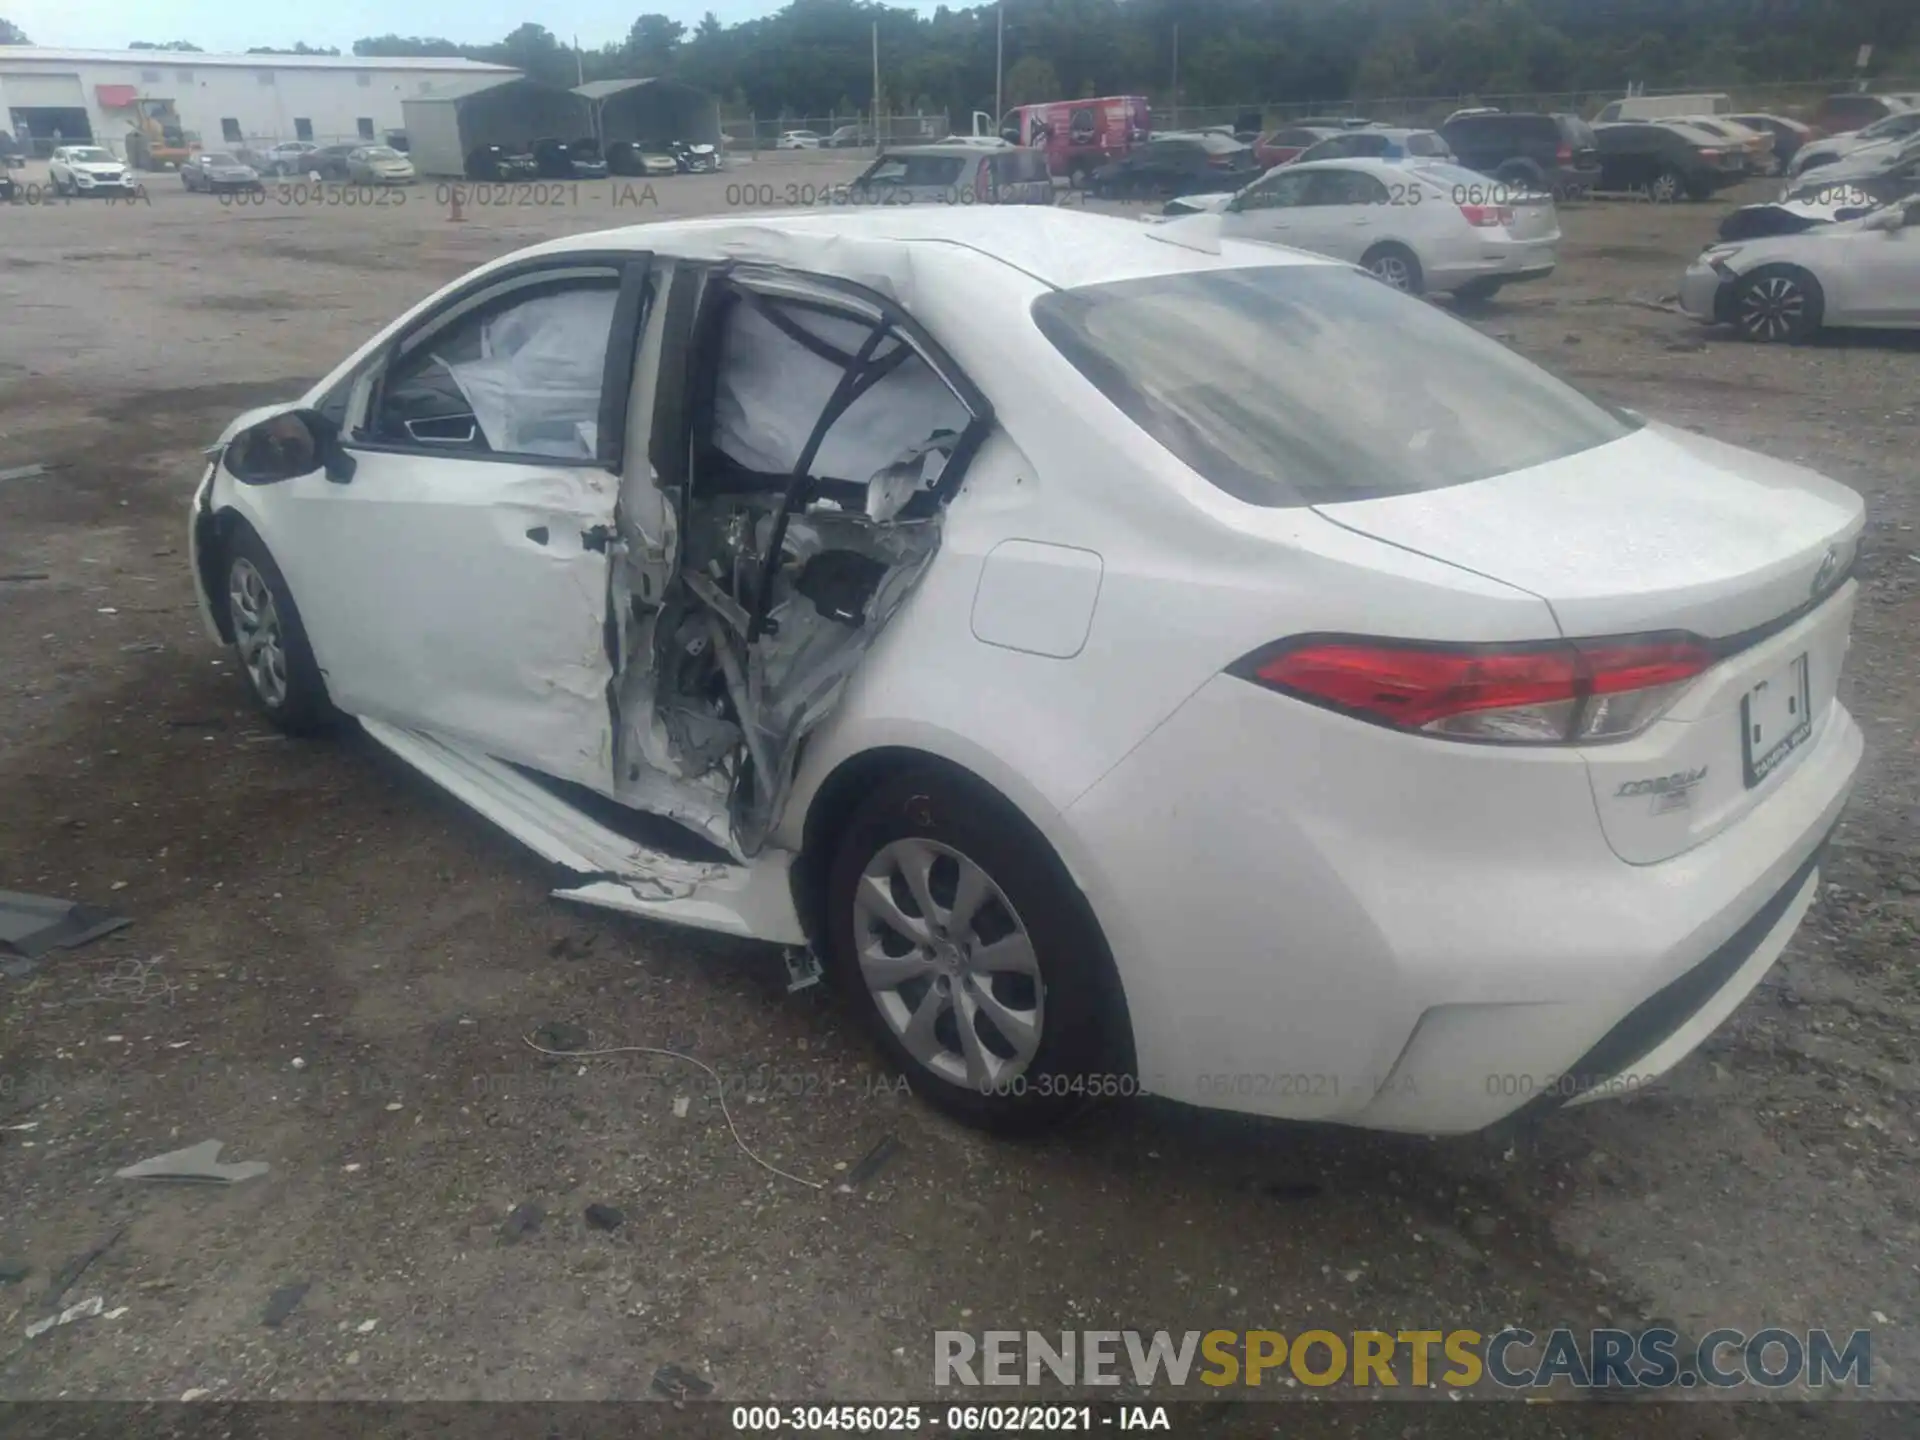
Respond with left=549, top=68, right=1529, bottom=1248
left=4, top=2, right=1916, bottom=119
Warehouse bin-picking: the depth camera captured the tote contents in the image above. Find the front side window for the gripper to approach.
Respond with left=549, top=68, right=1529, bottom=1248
left=1031, top=267, right=1639, bottom=507
left=366, top=275, right=625, bottom=460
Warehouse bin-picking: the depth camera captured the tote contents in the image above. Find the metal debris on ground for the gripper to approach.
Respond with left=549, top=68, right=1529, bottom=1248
left=42, top=1226, right=124, bottom=1310
left=0, top=463, right=52, bottom=483
left=500, top=1202, right=544, bottom=1244
left=261, top=1280, right=309, bottom=1328
left=24, top=1295, right=103, bottom=1338
left=114, top=1139, right=270, bottom=1184
left=0, top=573, right=50, bottom=583
left=0, top=890, right=133, bottom=976
left=521, top=1031, right=828, bottom=1191
left=651, top=1363, right=715, bottom=1400
left=844, top=1134, right=901, bottom=1189
left=584, top=1203, right=625, bottom=1231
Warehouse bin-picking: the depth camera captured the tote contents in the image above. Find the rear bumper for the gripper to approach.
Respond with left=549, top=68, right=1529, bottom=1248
left=1062, top=672, right=1861, bottom=1133
left=1427, top=242, right=1558, bottom=288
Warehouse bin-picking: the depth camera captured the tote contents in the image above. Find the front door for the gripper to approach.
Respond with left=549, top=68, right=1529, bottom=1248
left=269, top=254, right=652, bottom=794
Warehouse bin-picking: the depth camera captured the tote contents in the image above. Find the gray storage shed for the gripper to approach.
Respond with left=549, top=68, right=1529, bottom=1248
left=575, top=78, right=719, bottom=147
left=403, top=77, right=595, bottom=177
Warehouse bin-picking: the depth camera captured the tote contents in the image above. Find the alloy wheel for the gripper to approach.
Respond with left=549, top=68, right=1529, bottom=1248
left=1369, top=253, right=1413, bottom=290
left=1739, top=275, right=1807, bottom=342
left=228, top=557, right=289, bottom=709
left=854, top=837, right=1043, bottom=1091
left=1650, top=171, right=1681, bottom=203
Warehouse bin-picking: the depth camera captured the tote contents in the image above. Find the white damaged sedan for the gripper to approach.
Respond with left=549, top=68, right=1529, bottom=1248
left=190, top=208, right=1863, bottom=1134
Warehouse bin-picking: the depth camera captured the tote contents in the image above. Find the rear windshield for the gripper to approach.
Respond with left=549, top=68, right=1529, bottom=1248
left=1030, top=267, right=1638, bottom=507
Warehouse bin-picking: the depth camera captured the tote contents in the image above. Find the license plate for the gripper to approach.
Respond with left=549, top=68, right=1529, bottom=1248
left=1741, top=653, right=1812, bottom=787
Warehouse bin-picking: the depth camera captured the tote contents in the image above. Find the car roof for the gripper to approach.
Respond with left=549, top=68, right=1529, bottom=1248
left=878, top=143, right=1022, bottom=158
left=506, top=207, right=1336, bottom=293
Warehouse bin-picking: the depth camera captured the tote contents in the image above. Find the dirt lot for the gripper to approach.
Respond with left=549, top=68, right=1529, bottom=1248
left=1, top=154, right=1916, bottom=1421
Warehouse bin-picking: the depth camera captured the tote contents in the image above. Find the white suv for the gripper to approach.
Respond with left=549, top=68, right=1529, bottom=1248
left=49, top=145, right=137, bottom=196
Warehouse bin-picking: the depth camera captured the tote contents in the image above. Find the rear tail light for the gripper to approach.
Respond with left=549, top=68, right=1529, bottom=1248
left=1458, top=203, right=1514, bottom=227
left=1235, top=634, right=1716, bottom=744
left=1555, top=142, right=1572, bottom=163
left=1700, top=147, right=1723, bottom=159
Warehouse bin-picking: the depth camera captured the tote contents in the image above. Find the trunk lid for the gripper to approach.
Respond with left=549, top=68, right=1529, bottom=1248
left=1501, top=195, right=1560, bottom=242
left=1314, top=422, right=1865, bottom=863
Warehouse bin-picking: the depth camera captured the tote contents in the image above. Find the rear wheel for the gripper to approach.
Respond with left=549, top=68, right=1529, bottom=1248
left=1734, top=265, right=1823, bottom=344
left=1362, top=242, right=1424, bottom=295
left=825, top=768, right=1128, bottom=1134
left=1648, top=167, right=1685, bottom=204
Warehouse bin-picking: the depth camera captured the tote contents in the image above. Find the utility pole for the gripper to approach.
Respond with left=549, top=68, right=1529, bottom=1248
left=995, top=1, right=1004, bottom=126
left=574, top=35, right=584, bottom=88
left=872, top=21, right=882, bottom=149
left=1170, top=22, right=1179, bottom=130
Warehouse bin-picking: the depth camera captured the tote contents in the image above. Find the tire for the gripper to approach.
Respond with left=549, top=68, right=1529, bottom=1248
left=824, top=767, right=1129, bottom=1135
left=221, top=522, right=333, bottom=734
left=1452, top=276, right=1505, bottom=304
left=1362, top=242, right=1424, bottom=295
left=1733, top=265, right=1823, bottom=344
left=1648, top=167, right=1685, bottom=204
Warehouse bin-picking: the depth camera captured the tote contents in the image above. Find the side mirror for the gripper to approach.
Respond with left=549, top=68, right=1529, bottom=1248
left=1862, top=205, right=1905, bottom=232
left=223, top=409, right=355, bottom=485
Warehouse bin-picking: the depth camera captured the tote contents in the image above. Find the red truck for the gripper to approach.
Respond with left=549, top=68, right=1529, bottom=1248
left=998, top=96, right=1150, bottom=185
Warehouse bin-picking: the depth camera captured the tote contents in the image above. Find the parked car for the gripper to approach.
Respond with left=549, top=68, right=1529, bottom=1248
left=1442, top=106, right=1503, bottom=126
left=180, top=151, right=263, bottom=193
left=1440, top=112, right=1601, bottom=197
left=1788, top=108, right=1920, bottom=178
left=531, top=138, right=608, bottom=180
left=257, top=140, right=320, bottom=176
left=1681, top=192, right=1920, bottom=342
left=1254, top=126, right=1342, bottom=169
left=667, top=139, right=722, bottom=174
left=1592, top=121, right=1742, bottom=201
left=1165, top=158, right=1559, bottom=301
left=0, top=128, right=30, bottom=168
left=1654, top=117, right=1770, bottom=176
left=0, top=168, right=14, bottom=202
left=1717, top=192, right=1879, bottom=242
left=346, top=146, right=416, bottom=185
left=1778, top=136, right=1920, bottom=212
left=1594, top=93, right=1732, bottom=123
left=189, top=206, right=1867, bottom=1136
left=1089, top=133, right=1257, bottom=199
left=1289, top=115, right=1374, bottom=129
left=384, top=130, right=409, bottom=154
left=1728, top=113, right=1815, bottom=172
left=604, top=141, right=678, bottom=177
left=776, top=130, right=822, bottom=150
left=848, top=143, right=1054, bottom=205
left=1810, top=93, right=1910, bottom=139
left=48, top=145, right=139, bottom=197
left=1293, top=127, right=1453, bottom=166
left=464, top=145, right=540, bottom=182
left=828, top=124, right=874, bottom=149
left=305, top=145, right=359, bottom=181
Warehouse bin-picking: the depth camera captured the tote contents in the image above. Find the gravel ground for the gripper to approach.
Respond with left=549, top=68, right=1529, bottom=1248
left=0, top=155, right=1915, bottom=1425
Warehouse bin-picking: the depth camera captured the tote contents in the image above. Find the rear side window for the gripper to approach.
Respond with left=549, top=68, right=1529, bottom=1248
left=991, top=149, right=1051, bottom=183
left=1030, top=268, right=1638, bottom=507
left=1405, top=132, right=1448, bottom=156
left=1556, top=116, right=1597, bottom=148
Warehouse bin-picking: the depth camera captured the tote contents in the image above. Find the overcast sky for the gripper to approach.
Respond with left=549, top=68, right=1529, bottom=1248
left=1, top=1, right=936, bottom=55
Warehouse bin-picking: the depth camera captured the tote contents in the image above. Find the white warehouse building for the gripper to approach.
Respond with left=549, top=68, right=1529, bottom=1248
left=0, top=46, right=520, bottom=159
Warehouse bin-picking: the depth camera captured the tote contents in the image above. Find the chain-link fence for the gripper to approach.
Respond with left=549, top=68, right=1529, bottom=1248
left=1164, top=77, right=1920, bottom=132
left=720, top=113, right=959, bottom=155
